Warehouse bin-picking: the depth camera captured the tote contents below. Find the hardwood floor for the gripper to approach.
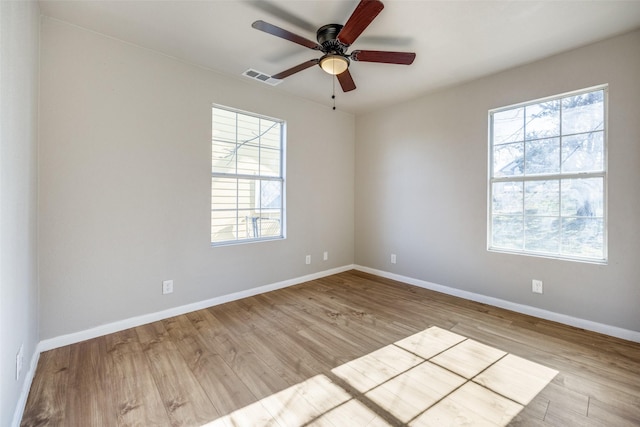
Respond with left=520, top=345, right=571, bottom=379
left=21, top=270, right=640, bottom=426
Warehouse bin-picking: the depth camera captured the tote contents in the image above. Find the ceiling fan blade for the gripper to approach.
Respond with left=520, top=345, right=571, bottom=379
left=337, top=0, right=384, bottom=47
left=337, top=69, right=356, bottom=92
left=245, top=1, right=316, bottom=33
left=271, top=59, right=319, bottom=79
left=252, top=20, right=321, bottom=50
left=351, top=50, right=416, bottom=65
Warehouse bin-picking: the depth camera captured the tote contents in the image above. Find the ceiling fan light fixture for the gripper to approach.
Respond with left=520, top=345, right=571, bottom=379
left=252, top=0, right=416, bottom=94
left=319, top=54, right=349, bottom=75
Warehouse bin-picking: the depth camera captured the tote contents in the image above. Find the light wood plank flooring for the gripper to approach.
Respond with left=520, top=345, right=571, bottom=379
left=21, top=270, right=640, bottom=426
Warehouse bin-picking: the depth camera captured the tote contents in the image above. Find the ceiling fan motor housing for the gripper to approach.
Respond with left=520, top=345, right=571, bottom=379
left=317, top=24, right=346, bottom=54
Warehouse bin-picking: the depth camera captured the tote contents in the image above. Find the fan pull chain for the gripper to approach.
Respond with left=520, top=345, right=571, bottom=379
left=332, top=75, right=336, bottom=110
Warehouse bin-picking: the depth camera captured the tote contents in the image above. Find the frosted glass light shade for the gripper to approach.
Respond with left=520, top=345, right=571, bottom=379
left=319, top=55, right=349, bottom=75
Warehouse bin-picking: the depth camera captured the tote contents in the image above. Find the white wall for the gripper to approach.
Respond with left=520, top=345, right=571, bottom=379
left=0, top=1, right=40, bottom=425
left=38, top=17, right=355, bottom=340
left=35, top=6, right=640, bottom=351
left=355, top=30, right=640, bottom=332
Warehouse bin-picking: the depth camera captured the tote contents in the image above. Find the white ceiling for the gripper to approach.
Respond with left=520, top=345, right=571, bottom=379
left=39, top=0, right=640, bottom=114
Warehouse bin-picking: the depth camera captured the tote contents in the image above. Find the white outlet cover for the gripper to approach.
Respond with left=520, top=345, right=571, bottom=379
left=162, top=280, right=174, bottom=294
left=532, top=280, right=543, bottom=294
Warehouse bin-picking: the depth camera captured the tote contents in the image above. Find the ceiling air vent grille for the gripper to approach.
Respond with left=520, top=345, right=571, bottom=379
left=242, top=69, right=282, bottom=86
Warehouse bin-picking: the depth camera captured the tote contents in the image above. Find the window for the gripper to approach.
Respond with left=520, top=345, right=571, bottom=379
left=211, top=105, right=285, bottom=245
left=488, top=86, right=607, bottom=263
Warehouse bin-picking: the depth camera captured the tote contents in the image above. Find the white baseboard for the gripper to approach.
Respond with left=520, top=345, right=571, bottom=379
left=11, top=347, right=40, bottom=427
left=38, top=264, right=355, bottom=353
left=354, top=265, right=640, bottom=343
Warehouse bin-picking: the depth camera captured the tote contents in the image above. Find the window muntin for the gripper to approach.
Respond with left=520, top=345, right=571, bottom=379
left=211, top=106, right=285, bottom=245
left=488, top=86, right=606, bottom=263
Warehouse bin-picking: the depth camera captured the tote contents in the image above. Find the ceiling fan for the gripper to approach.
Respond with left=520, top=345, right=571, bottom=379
left=251, top=0, right=416, bottom=92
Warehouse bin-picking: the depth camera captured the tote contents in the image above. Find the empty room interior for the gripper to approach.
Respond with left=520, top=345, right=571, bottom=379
left=2, top=0, right=640, bottom=426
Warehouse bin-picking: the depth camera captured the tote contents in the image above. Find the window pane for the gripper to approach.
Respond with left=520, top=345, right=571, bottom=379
left=525, top=101, right=560, bottom=140
left=259, top=180, right=282, bottom=210
left=237, top=179, right=255, bottom=210
left=260, top=147, right=280, bottom=177
left=211, top=211, right=237, bottom=243
left=242, top=211, right=282, bottom=239
left=493, top=108, right=524, bottom=145
left=256, top=214, right=281, bottom=238
left=561, top=218, right=604, bottom=258
left=525, top=138, right=559, bottom=175
left=237, top=115, right=260, bottom=143
left=524, top=180, right=559, bottom=216
left=212, top=109, right=237, bottom=143
left=493, top=142, right=524, bottom=177
left=212, top=140, right=237, bottom=174
left=261, top=120, right=281, bottom=149
left=492, top=182, right=522, bottom=214
left=562, top=90, right=604, bottom=135
left=238, top=209, right=256, bottom=239
left=561, top=132, right=604, bottom=173
left=525, top=216, right=560, bottom=253
left=211, top=178, right=237, bottom=210
left=561, top=178, right=603, bottom=217
left=237, top=142, right=260, bottom=175
left=492, top=215, right=523, bottom=250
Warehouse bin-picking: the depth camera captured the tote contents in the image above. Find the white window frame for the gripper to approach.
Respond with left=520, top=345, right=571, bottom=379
left=487, top=85, right=608, bottom=264
left=211, top=105, right=286, bottom=246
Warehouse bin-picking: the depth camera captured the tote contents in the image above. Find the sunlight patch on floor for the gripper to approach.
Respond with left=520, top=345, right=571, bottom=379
left=411, top=381, right=524, bottom=426
left=202, top=326, right=558, bottom=427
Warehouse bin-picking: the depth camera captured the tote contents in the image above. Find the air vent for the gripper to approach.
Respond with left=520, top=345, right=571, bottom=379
left=242, top=69, right=282, bottom=86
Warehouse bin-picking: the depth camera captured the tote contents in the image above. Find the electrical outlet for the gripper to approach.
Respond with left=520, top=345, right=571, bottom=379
left=323, top=251, right=328, bottom=261
left=532, top=279, right=543, bottom=294
left=16, top=344, right=24, bottom=380
left=162, top=280, right=174, bottom=294
left=391, top=253, right=397, bottom=264
left=305, top=255, right=311, bottom=265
